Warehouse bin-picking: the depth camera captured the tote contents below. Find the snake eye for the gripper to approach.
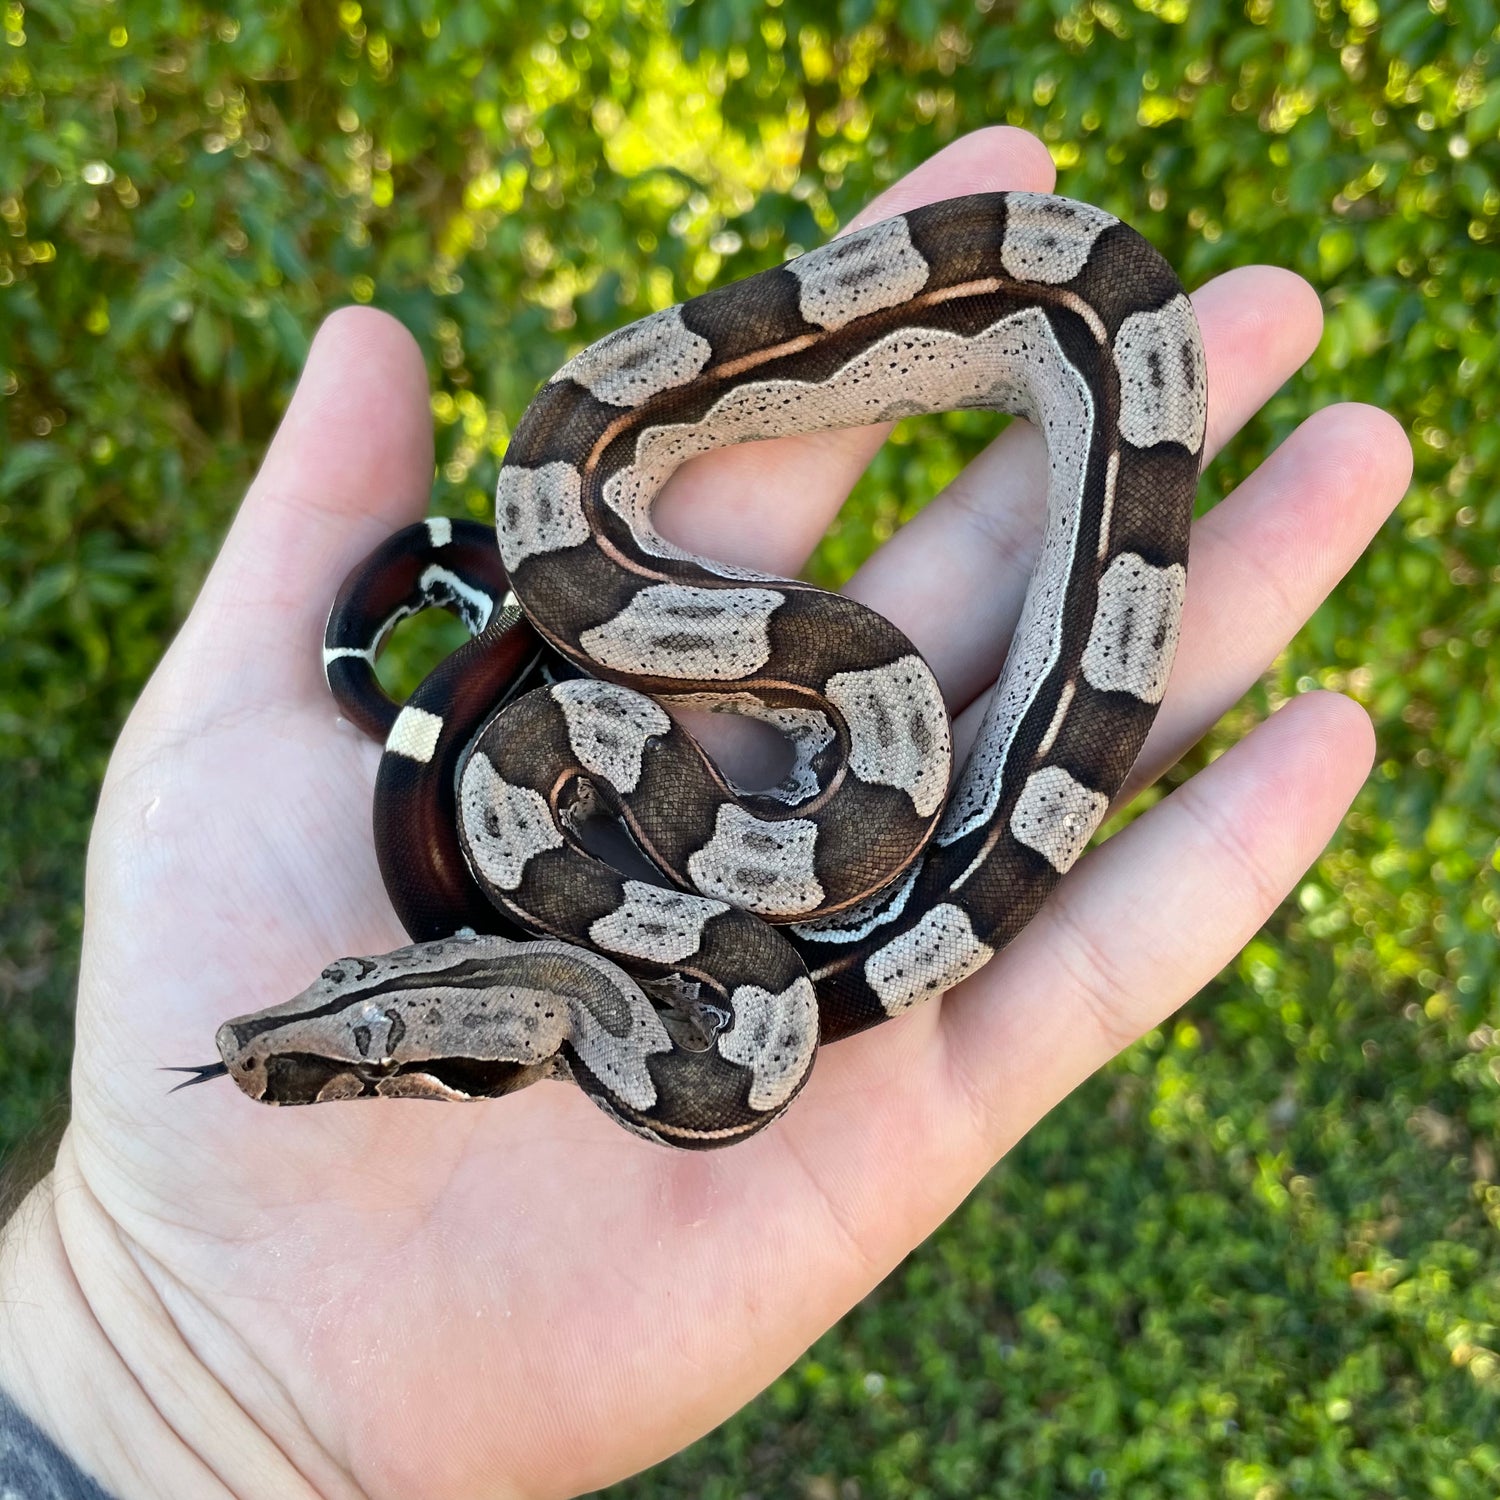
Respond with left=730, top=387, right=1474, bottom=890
left=321, top=964, right=345, bottom=983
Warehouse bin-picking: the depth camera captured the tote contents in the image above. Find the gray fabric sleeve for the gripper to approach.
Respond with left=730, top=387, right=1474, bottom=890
left=0, top=1388, right=116, bottom=1500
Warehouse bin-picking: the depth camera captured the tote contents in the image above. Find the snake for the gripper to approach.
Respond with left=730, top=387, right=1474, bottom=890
left=180, top=192, right=1206, bottom=1148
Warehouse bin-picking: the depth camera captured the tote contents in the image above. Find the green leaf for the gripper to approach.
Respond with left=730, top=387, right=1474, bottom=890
left=185, top=305, right=227, bottom=382
left=0, top=442, right=63, bottom=497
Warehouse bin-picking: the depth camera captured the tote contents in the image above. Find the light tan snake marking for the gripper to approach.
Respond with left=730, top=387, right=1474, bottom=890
left=191, top=192, right=1205, bottom=1148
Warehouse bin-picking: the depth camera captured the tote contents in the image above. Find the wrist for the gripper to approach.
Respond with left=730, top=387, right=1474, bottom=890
left=0, top=1131, right=316, bottom=1500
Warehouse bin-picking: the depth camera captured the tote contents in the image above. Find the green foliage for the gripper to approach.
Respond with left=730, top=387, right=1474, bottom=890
left=2, top=0, right=1497, bottom=1491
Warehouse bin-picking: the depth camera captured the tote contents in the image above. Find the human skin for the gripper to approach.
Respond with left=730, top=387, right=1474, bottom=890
left=0, top=126, right=1411, bottom=1498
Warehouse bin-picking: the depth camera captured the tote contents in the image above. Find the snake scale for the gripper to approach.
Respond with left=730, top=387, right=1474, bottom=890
left=194, top=192, right=1206, bottom=1148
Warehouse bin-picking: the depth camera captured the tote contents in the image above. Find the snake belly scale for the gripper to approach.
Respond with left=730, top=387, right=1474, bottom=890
left=203, top=192, right=1206, bottom=1148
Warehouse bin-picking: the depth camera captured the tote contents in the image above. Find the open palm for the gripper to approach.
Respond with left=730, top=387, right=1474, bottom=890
left=44, top=130, right=1407, bottom=1498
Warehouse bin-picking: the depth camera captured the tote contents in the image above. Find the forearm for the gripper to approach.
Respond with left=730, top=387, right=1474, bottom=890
left=0, top=1134, right=314, bottom=1500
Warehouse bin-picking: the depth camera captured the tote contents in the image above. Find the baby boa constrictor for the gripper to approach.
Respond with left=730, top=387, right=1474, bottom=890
left=199, top=192, right=1206, bottom=1148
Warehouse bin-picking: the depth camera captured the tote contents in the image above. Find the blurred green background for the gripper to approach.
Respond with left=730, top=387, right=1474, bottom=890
left=2, top=0, right=1497, bottom=1493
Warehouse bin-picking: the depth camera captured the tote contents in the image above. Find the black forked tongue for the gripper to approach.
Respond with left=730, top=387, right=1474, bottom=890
left=163, top=1062, right=229, bottom=1093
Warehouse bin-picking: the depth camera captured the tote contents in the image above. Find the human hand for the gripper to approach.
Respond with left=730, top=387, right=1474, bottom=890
left=0, top=127, right=1409, bottom=1499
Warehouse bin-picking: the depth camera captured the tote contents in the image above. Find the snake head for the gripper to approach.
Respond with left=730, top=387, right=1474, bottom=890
left=208, top=934, right=574, bottom=1105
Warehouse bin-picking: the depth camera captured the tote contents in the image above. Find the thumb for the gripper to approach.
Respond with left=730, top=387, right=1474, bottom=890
left=175, top=306, right=438, bottom=718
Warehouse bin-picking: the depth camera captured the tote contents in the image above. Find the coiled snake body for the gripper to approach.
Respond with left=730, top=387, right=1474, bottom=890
left=203, top=193, right=1206, bottom=1148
